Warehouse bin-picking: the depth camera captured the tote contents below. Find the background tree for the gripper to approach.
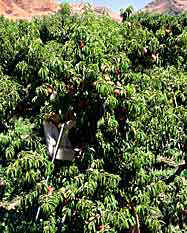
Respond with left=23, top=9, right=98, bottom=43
left=0, top=4, right=186, bottom=233
left=120, top=5, right=134, bottom=22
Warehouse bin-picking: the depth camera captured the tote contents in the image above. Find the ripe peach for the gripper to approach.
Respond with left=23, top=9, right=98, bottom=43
left=80, top=40, right=84, bottom=49
left=114, top=89, right=121, bottom=96
left=48, top=186, right=54, bottom=195
left=144, top=47, right=148, bottom=54
left=96, top=225, right=105, bottom=231
left=47, top=85, right=53, bottom=94
left=115, top=68, right=120, bottom=76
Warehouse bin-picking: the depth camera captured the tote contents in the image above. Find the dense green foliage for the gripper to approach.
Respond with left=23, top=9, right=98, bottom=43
left=0, top=4, right=187, bottom=233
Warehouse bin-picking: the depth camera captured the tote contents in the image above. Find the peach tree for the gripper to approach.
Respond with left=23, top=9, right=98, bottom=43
left=0, top=4, right=186, bottom=233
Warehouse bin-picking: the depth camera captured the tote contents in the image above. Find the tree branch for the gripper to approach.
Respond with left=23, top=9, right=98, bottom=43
left=128, top=202, right=140, bottom=233
left=165, top=163, right=187, bottom=184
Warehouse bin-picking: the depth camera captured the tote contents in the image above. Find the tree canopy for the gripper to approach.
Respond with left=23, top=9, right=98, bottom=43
left=0, top=4, right=187, bottom=233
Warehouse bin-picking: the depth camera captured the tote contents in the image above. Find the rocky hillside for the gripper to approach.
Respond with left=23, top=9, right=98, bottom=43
left=0, top=0, right=59, bottom=20
left=0, top=0, right=122, bottom=22
left=69, top=3, right=122, bottom=22
left=144, top=0, right=187, bottom=14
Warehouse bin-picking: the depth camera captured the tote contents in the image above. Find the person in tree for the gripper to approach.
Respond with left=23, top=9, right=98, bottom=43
left=43, top=112, right=76, bottom=161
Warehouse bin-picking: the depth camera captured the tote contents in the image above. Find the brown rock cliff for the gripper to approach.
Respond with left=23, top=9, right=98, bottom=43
left=0, top=1, right=122, bottom=22
left=0, top=0, right=59, bottom=20
left=144, top=0, right=187, bottom=14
